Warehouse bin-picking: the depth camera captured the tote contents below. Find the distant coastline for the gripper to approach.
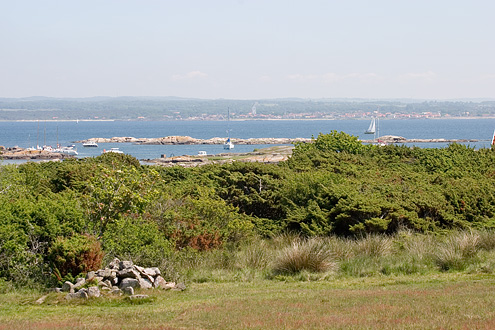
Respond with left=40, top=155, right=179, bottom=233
left=1, top=116, right=495, bottom=123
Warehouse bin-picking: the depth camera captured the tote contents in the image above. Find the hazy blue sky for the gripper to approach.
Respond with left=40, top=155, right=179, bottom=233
left=1, top=0, right=494, bottom=99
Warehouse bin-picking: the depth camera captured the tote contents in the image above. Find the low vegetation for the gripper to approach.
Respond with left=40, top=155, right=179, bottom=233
left=1, top=131, right=494, bottom=286
left=1, top=131, right=495, bottom=327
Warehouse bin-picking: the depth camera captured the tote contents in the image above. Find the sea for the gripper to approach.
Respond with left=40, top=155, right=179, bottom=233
left=1, top=118, right=494, bottom=162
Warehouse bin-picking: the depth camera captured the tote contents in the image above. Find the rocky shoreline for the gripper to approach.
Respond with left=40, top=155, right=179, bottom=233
left=76, top=136, right=311, bottom=145
left=0, top=146, right=75, bottom=160
left=76, top=135, right=480, bottom=145
left=2, top=135, right=482, bottom=162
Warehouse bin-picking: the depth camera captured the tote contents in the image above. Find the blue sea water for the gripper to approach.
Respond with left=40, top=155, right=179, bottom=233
left=0, top=118, right=494, bottom=160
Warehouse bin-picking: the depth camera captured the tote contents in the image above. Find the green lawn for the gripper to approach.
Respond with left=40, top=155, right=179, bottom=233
left=2, top=273, right=495, bottom=329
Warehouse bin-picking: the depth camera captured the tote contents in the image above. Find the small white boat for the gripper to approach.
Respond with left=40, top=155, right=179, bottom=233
left=83, top=141, right=99, bottom=147
left=198, top=151, right=207, bottom=156
left=102, top=148, right=123, bottom=154
left=223, top=138, right=234, bottom=150
left=54, top=146, right=78, bottom=155
left=364, top=118, right=376, bottom=134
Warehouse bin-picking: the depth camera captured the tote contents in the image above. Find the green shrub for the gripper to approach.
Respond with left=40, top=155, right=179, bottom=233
left=47, top=234, right=104, bottom=278
left=101, top=215, right=173, bottom=267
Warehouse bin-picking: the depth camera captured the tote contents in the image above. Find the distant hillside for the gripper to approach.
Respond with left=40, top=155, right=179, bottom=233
left=0, top=97, right=494, bottom=121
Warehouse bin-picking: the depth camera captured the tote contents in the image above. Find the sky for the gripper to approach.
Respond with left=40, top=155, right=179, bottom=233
left=1, top=0, right=495, bottom=100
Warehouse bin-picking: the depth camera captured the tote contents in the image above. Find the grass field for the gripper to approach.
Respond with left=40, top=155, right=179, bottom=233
left=1, top=273, right=495, bottom=329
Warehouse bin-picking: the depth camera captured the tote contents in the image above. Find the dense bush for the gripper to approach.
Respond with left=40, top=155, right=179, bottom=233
left=47, top=234, right=103, bottom=278
left=101, top=215, right=173, bottom=267
left=1, top=133, right=495, bottom=287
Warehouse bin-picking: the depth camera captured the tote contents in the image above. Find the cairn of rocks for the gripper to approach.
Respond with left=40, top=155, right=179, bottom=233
left=60, top=258, right=185, bottom=300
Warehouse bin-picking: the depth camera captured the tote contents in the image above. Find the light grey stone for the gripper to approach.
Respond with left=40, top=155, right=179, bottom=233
left=138, top=277, right=153, bottom=289
left=144, top=267, right=161, bottom=277
left=108, top=258, right=121, bottom=270
left=134, top=265, right=145, bottom=273
left=117, top=268, right=140, bottom=279
left=108, top=270, right=117, bottom=281
left=123, top=287, right=134, bottom=295
left=65, top=290, right=88, bottom=300
left=62, top=281, right=75, bottom=293
left=172, top=282, right=186, bottom=291
left=87, top=286, right=101, bottom=298
left=101, top=279, right=112, bottom=288
left=119, top=278, right=140, bottom=290
left=85, top=271, right=96, bottom=281
left=119, top=260, right=133, bottom=270
left=111, top=288, right=122, bottom=296
left=139, top=272, right=155, bottom=284
left=35, top=295, right=48, bottom=304
left=153, top=276, right=169, bottom=289
left=73, top=278, right=86, bottom=289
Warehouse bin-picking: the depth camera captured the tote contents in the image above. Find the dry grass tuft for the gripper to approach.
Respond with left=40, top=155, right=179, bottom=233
left=352, top=234, right=393, bottom=258
left=432, top=231, right=482, bottom=271
left=272, top=237, right=336, bottom=274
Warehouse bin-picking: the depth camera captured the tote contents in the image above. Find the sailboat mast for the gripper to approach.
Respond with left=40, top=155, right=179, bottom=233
left=227, top=107, right=230, bottom=139
left=377, top=117, right=379, bottom=141
left=37, top=120, right=39, bottom=149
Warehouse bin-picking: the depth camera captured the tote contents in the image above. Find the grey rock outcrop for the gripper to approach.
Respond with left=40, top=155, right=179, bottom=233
left=58, top=259, right=181, bottom=300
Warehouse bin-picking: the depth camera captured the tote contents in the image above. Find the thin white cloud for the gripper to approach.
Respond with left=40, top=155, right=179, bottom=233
left=287, top=72, right=382, bottom=83
left=287, top=74, right=319, bottom=82
left=399, top=71, right=437, bottom=81
left=171, top=71, right=208, bottom=81
left=258, top=75, right=272, bottom=82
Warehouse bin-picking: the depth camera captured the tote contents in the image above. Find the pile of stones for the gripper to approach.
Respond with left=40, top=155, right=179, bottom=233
left=59, top=258, right=185, bottom=300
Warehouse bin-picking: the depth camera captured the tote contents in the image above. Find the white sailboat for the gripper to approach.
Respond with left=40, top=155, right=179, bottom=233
left=224, top=108, right=234, bottom=150
left=364, top=117, right=376, bottom=134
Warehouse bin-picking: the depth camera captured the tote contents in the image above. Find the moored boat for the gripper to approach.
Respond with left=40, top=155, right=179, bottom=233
left=83, top=141, right=99, bottom=147
left=54, top=146, right=78, bottom=155
left=102, top=148, right=123, bottom=154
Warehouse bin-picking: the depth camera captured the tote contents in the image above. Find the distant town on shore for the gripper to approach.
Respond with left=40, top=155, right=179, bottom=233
left=0, top=96, right=494, bottom=121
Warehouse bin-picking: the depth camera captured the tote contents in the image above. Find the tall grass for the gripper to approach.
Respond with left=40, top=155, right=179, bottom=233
left=272, top=237, right=336, bottom=274
left=432, top=230, right=482, bottom=271
left=158, top=229, right=495, bottom=282
left=352, top=234, right=393, bottom=258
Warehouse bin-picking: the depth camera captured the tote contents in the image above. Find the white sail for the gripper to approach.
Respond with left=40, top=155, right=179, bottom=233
left=365, top=118, right=376, bottom=134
